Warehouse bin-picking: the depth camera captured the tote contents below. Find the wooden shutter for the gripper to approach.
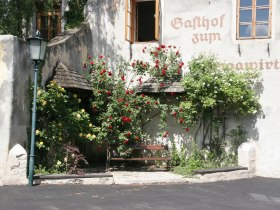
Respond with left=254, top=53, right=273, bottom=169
left=155, top=0, right=160, bottom=40
left=125, top=0, right=135, bottom=43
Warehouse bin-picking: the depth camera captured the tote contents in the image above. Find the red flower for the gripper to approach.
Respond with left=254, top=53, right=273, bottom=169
left=108, top=125, right=113, bottom=129
left=176, top=51, right=179, bottom=56
left=88, top=55, right=92, bottom=59
left=154, top=52, right=158, bottom=57
left=130, top=90, right=134, bottom=94
left=157, top=47, right=161, bottom=51
left=108, top=71, right=112, bottom=76
left=155, top=64, right=159, bottom=69
left=107, top=91, right=111, bottom=96
left=179, top=62, right=184, bottom=68
left=109, top=116, right=113, bottom=119
left=117, top=98, right=124, bottom=103
left=177, top=70, right=181, bottom=74
left=161, top=44, right=166, bottom=48
left=170, top=92, right=175, bottom=96
left=155, top=59, right=159, bottom=64
left=131, top=62, right=135, bottom=67
left=121, top=116, right=132, bottom=123
left=102, top=62, right=106, bottom=65
left=124, top=139, right=129, bottom=144
left=154, top=101, right=159, bottom=105
left=125, top=90, right=130, bottom=95
left=179, top=118, right=184, bottom=123
left=135, top=136, right=139, bottom=141
left=161, top=69, right=166, bottom=76
left=160, top=83, right=165, bottom=88
left=143, top=64, right=147, bottom=68
left=185, top=128, right=190, bottom=132
left=99, top=55, right=103, bottom=59
left=163, top=131, right=168, bottom=138
left=125, top=102, right=129, bottom=107
left=141, top=94, right=145, bottom=97
left=126, top=132, right=131, bottom=136
left=146, top=101, right=150, bottom=105
left=121, top=75, right=125, bottom=81
left=173, top=112, right=177, bottom=117
left=90, top=61, right=94, bottom=65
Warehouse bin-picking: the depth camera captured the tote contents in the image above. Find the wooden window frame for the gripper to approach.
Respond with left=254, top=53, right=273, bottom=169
left=237, top=0, right=272, bottom=40
left=37, top=11, right=61, bottom=41
left=125, top=0, right=160, bottom=43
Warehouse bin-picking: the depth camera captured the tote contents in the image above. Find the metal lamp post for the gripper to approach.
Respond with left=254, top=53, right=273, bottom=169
left=27, top=32, right=48, bottom=186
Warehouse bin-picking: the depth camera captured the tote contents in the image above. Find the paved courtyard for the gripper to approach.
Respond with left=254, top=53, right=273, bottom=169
left=0, top=177, right=279, bottom=210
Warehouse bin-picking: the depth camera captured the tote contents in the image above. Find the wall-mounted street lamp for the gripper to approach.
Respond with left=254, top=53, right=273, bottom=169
left=27, top=31, right=48, bottom=186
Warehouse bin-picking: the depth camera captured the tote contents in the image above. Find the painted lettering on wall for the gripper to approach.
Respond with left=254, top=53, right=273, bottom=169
left=222, top=59, right=280, bottom=70
left=171, top=14, right=225, bottom=44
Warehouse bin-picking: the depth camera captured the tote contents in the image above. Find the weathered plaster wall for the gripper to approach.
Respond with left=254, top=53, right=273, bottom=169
left=0, top=36, right=31, bottom=185
left=41, top=23, right=93, bottom=86
left=83, top=0, right=280, bottom=177
left=162, top=0, right=280, bottom=178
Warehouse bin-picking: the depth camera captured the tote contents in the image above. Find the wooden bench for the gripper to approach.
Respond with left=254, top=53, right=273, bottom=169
left=106, top=144, right=171, bottom=171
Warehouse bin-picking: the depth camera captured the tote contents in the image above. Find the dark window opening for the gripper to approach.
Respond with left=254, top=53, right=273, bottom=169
left=136, top=1, right=155, bottom=42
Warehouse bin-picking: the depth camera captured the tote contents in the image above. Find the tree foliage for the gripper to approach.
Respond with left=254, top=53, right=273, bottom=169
left=0, top=0, right=34, bottom=38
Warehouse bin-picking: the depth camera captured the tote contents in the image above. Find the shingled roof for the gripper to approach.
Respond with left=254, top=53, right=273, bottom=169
left=52, top=61, right=92, bottom=90
left=136, top=78, right=184, bottom=93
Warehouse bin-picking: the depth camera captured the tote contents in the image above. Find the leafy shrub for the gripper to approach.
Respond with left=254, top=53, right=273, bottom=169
left=35, top=81, right=95, bottom=173
left=175, top=53, right=261, bottom=155
left=173, top=140, right=238, bottom=177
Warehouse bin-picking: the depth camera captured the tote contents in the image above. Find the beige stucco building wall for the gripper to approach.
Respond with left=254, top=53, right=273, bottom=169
left=84, top=0, right=280, bottom=178
left=0, top=36, right=31, bottom=185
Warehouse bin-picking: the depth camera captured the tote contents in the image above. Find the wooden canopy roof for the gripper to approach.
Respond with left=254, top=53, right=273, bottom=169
left=51, top=61, right=92, bottom=91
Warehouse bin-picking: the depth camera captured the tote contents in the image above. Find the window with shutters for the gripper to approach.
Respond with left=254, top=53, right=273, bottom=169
left=237, top=0, right=272, bottom=39
left=125, top=0, right=160, bottom=43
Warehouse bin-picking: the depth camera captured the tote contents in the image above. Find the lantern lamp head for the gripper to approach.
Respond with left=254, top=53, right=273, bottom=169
left=27, top=31, right=48, bottom=62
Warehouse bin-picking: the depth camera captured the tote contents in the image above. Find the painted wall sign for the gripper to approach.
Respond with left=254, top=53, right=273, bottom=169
left=171, top=14, right=225, bottom=44
left=223, top=59, right=280, bottom=71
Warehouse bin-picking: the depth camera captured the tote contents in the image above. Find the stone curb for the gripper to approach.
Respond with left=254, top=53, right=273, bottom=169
left=34, top=169, right=254, bottom=185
